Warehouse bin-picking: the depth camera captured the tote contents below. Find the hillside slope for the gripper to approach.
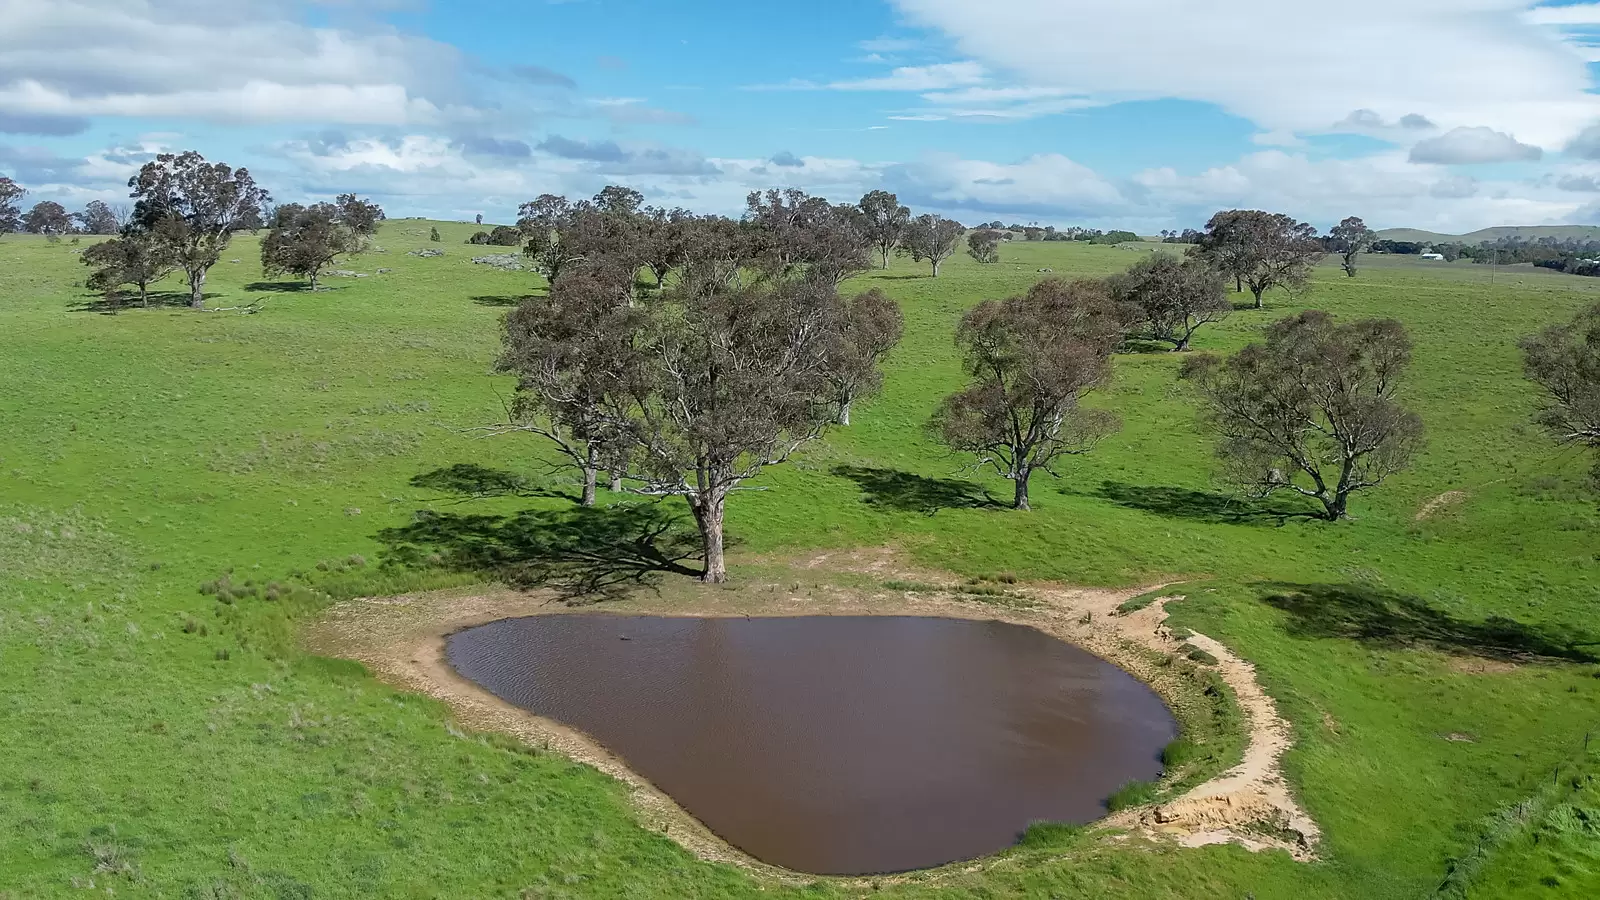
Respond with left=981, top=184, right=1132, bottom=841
left=1377, top=225, right=1600, bottom=244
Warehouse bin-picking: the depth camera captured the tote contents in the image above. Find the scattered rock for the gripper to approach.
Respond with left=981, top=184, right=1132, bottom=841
left=344, top=507, right=362, bottom=517
left=407, top=248, right=445, bottom=258
left=328, top=270, right=367, bottom=278
left=230, top=259, right=241, bottom=264
left=1444, top=732, right=1477, bottom=743
left=376, top=268, right=393, bottom=274
left=1037, top=267, right=1054, bottom=273
left=1414, top=490, right=1467, bottom=521
left=472, top=254, right=525, bottom=271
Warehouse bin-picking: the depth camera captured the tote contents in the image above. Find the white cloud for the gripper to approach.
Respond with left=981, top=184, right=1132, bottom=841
left=0, top=0, right=471, bottom=127
left=828, top=61, right=988, bottom=92
left=890, top=0, right=1600, bottom=149
left=1409, top=126, right=1543, bottom=164
left=1526, top=3, right=1600, bottom=25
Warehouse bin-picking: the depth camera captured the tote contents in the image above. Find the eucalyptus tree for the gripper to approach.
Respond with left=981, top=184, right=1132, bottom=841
left=127, top=151, right=270, bottom=308
left=931, top=278, right=1124, bottom=510
left=22, top=201, right=73, bottom=236
left=0, top=177, right=23, bottom=234
left=1110, top=253, right=1231, bottom=351
left=1329, top=216, right=1376, bottom=277
left=1181, top=310, right=1423, bottom=520
left=901, top=213, right=965, bottom=277
left=857, top=189, right=911, bottom=269
left=1521, top=303, right=1600, bottom=484
left=1191, top=209, right=1324, bottom=307
left=81, top=232, right=176, bottom=307
left=261, top=198, right=381, bottom=290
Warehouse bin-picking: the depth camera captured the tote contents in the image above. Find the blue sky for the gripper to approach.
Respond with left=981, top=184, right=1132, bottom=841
left=7, top=0, right=1600, bottom=233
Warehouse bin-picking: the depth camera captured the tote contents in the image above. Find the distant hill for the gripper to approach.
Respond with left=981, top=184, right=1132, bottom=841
left=1376, top=225, right=1600, bottom=244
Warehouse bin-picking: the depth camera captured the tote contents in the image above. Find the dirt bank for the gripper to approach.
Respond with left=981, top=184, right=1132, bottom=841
left=305, top=548, right=1318, bottom=879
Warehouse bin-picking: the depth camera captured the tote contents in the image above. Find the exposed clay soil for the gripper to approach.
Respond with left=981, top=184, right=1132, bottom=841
left=305, top=548, right=1319, bottom=879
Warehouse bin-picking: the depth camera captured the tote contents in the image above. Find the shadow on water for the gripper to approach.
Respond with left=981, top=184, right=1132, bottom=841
left=376, top=501, right=704, bottom=601
left=1093, top=481, right=1321, bottom=526
left=832, top=465, right=1001, bottom=516
left=1259, top=582, right=1600, bottom=663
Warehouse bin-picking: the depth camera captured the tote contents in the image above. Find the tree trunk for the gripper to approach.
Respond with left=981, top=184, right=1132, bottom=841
left=189, top=267, right=206, bottom=309
left=1251, top=286, right=1265, bottom=309
left=1322, top=491, right=1348, bottom=521
left=1235, top=275, right=1243, bottom=293
left=609, top=471, right=622, bottom=493
left=838, top=397, right=852, bottom=426
left=138, top=281, right=150, bottom=308
left=309, top=271, right=319, bottom=291
left=580, top=444, right=599, bottom=507
left=881, top=248, right=891, bottom=269
left=693, top=493, right=727, bottom=583
left=931, top=259, right=940, bottom=278
left=1013, top=470, right=1032, bottom=511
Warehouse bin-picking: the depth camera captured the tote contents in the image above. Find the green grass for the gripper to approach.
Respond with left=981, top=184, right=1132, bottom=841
left=3, top=223, right=1600, bottom=897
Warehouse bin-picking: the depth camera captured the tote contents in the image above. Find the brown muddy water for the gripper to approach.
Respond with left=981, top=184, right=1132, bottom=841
left=446, top=614, right=1177, bottom=875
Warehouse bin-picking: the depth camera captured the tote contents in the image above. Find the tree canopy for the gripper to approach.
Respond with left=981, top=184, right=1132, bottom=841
left=261, top=199, right=380, bottom=290
left=857, top=190, right=911, bottom=269
left=1521, top=302, right=1600, bottom=483
left=1110, top=253, right=1231, bottom=351
left=931, top=278, right=1123, bottom=510
left=128, top=151, right=270, bottom=308
left=1328, top=216, right=1376, bottom=278
left=1191, top=209, right=1324, bottom=308
left=1181, top=310, right=1423, bottom=520
left=901, top=214, right=965, bottom=277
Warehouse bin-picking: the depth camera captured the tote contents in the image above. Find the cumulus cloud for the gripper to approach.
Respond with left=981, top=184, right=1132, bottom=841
left=537, top=135, right=719, bottom=175
left=889, top=0, right=1600, bottom=148
left=0, top=0, right=471, bottom=127
left=880, top=152, right=1129, bottom=219
left=1558, top=173, right=1600, bottom=192
left=455, top=136, right=533, bottom=158
left=769, top=151, right=804, bottom=168
left=1567, top=123, right=1600, bottom=159
left=1408, top=126, right=1543, bottom=164
left=0, top=111, right=89, bottom=135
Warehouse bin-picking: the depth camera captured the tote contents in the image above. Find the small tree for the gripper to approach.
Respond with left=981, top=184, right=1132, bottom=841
left=468, top=231, right=492, bottom=245
left=518, top=194, right=579, bottom=280
left=486, top=225, right=522, bottom=246
left=0, top=177, right=24, bottom=234
left=930, top=278, right=1124, bottom=510
left=1520, top=303, right=1600, bottom=483
left=74, top=200, right=121, bottom=236
left=621, top=276, right=872, bottom=582
left=745, top=189, right=871, bottom=285
left=1328, top=216, right=1376, bottom=277
left=476, top=213, right=484, bottom=226
left=1181, top=310, right=1423, bottom=520
left=826, top=288, right=905, bottom=425
left=81, top=233, right=176, bottom=307
left=1111, top=254, right=1231, bottom=351
left=430, top=226, right=441, bottom=242
left=260, top=202, right=366, bottom=290
left=336, top=193, right=385, bottom=236
left=639, top=206, right=693, bottom=289
left=498, top=267, right=644, bottom=507
left=901, top=213, right=964, bottom=277
left=1191, top=209, right=1324, bottom=308
left=22, top=201, right=74, bottom=236
left=857, top=190, right=911, bottom=269
left=128, top=151, right=270, bottom=309
left=968, top=229, right=1002, bottom=264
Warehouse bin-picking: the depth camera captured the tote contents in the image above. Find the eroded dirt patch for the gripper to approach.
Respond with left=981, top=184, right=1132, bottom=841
left=306, top=553, right=1319, bottom=878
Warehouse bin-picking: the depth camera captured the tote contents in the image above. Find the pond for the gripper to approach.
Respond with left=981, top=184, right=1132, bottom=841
left=447, top=614, right=1177, bottom=875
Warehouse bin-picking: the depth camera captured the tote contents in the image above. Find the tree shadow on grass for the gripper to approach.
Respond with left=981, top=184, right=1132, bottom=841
left=471, top=294, right=529, bottom=307
left=245, top=281, right=312, bottom=293
left=1094, top=481, right=1322, bottom=526
left=377, top=501, right=705, bottom=602
left=409, top=463, right=575, bottom=503
left=832, top=465, right=1001, bottom=516
left=1259, top=582, right=1600, bottom=663
left=1117, top=338, right=1178, bottom=355
left=70, top=290, right=193, bottom=313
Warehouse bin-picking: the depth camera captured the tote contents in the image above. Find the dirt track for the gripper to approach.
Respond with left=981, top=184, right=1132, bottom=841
left=306, top=550, right=1318, bottom=879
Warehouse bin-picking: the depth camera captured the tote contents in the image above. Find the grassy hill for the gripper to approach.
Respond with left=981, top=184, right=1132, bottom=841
left=3, top=223, right=1600, bottom=898
left=1377, top=224, right=1600, bottom=244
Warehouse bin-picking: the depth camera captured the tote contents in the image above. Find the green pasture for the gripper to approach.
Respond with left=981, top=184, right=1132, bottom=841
left=2, top=221, right=1598, bottom=898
